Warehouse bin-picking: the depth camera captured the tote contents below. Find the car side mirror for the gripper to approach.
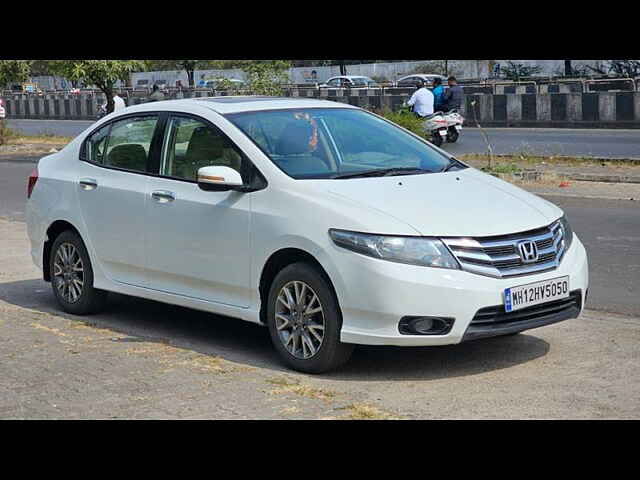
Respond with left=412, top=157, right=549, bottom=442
left=197, top=166, right=244, bottom=192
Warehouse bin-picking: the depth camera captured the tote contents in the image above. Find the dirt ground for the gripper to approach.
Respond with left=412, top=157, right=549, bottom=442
left=1, top=219, right=639, bottom=419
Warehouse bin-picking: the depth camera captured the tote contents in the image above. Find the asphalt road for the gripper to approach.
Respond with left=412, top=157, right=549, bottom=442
left=1, top=161, right=638, bottom=316
left=6, top=119, right=640, bottom=159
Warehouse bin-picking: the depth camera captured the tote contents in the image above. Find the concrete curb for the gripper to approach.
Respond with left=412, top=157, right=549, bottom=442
left=491, top=169, right=640, bottom=185
left=530, top=191, right=638, bottom=201
left=487, top=153, right=640, bottom=164
left=0, top=154, right=46, bottom=164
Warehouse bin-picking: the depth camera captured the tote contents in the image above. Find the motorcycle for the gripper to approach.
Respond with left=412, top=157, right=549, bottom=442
left=399, top=104, right=464, bottom=147
left=422, top=109, right=464, bottom=147
left=96, top=104, right=107, bottom=121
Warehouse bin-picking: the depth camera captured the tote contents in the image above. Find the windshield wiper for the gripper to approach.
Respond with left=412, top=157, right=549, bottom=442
left=441, top=158, right=465, bottom=173
left=333, top=167, right=433, bottom=179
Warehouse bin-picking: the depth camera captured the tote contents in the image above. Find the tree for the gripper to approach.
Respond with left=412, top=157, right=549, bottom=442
left=501, top=61, right=542, bottom=81
left=586, top=60, right=640, bottom=78
left=0, top=60, right=32, bottom=88
left=48, top=60, right=144, bottom=113
left=242, top=60, right=291, bottom=95
left=338, top=60, right=347, bottom=76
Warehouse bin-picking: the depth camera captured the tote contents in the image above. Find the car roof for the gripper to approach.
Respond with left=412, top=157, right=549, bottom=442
left=399, top=74, right=446, bottom=80
left=328, top=75, right=370, bottom=80
left=118, top=96, right=359, bottom=115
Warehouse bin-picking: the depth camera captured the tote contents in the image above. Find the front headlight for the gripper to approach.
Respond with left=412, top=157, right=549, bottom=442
left=559, top=215, right=574, bottom=251
left=329, top=229, right=460, bottom=269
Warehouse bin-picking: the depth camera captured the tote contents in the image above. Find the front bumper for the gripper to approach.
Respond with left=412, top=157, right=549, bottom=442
left=460, top=290, right=581, bottom=341
left=335, top=235, right=588, bottom=346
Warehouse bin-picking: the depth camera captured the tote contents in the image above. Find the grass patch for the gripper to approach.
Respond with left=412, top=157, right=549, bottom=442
left=5, top=134, right=72, bottom=145
left=460, top=153, right=640, bottom=169
left=267, top=376, right=337, bottom=402
left=481, top=162, right=521, bottom=175
left=0, top=121, right=72, bottom=147
left=338, top=403, right=401, bottom=420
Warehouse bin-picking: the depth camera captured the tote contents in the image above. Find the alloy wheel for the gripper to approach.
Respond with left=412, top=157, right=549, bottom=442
left=53, top=242, right=84, bottom=303
left=275, top=281, right=325, bottom=359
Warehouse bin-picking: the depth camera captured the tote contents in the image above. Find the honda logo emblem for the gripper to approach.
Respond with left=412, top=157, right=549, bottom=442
left=517, top=240, right=539, bottom=263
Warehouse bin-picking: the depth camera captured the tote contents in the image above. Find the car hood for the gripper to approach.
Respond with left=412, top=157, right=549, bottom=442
left=308, top=168, right=563, bottom=237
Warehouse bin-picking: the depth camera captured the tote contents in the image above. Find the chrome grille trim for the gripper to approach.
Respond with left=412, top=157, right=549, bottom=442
left=443, top=220, right=567, bottom=278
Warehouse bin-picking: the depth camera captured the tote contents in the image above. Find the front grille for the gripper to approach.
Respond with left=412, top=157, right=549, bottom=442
left=471, top=290, right=582, bottom=325
left=442, top=220, right=568, bottom=278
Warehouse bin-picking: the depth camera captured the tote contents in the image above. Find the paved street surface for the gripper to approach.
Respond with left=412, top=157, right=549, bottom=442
left=6, top=119, right=640, bottom=159
left=1, top=219, right=638, bottom=419
left=7, top=119, right=94, bottom=138
left=2, top=161, right=638, bottom=316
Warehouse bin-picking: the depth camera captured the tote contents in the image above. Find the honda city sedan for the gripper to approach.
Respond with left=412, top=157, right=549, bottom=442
left=25, top=96, right=588, bottom=372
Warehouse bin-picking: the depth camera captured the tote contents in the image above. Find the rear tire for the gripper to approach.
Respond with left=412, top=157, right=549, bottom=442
left=49, top=230, right=108, bottom=315
left=431, top=132, right=443, bottom=147
left=266, top=262, right=354, bottom=373
left=447, top=127, right=459, bottom=143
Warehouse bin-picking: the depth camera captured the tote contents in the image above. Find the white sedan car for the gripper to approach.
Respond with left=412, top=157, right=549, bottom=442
left=318, top=76, right=377, bottom=88
left=25, top=96, right=588, bottom=373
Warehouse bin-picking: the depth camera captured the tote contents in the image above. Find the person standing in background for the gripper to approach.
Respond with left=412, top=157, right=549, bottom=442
left=148, top=84, right=165, bottom=102
left=443, top=76, right=463, bottom=111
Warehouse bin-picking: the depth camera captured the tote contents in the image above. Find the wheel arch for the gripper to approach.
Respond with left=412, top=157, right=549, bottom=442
left=42, top=220, right=82, bottom=282
left=258, top=247, right=342, bottom=325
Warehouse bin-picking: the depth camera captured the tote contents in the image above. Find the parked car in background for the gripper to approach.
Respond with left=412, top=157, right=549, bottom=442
left=0, top=98, right=5, bottom=119
left=396, top=74, right=448, bottom=88
left=319, top=76, right=378, bottom=88
left=25, top=97, right=588, bottom=373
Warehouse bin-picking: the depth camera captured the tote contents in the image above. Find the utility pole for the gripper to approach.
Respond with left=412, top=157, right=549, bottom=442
left=564, top=60, right=573, bottom=77
left=339, top=60, right=346, bottom=76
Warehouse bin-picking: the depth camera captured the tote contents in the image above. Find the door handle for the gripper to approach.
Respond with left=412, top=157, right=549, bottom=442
left=151, top=190, right=176, bottom=203
left=79, top=178, right=98, bottom=190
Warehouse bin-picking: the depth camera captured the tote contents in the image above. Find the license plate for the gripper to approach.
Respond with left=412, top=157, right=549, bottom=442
left=455, top=125, right=462, bottom=130
left=439, top=129, right=448, bottom=136
left=504, top=276, right=570, bottom=312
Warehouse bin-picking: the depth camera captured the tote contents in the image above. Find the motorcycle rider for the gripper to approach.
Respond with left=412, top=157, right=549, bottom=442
left=100, top=92, right=126, bottom=115
left=432, top=77, right=446, bottom=112
left=443, top=76, right=463, bottom=111
left=405, top=79, right=434, bottom=118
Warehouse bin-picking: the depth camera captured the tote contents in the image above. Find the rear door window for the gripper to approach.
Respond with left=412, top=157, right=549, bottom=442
left=84, top=124, right=111, bottom=164
left=102, top=116, right=159, bottom=172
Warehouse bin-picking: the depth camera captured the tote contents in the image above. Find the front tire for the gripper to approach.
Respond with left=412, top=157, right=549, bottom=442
left=49, top=230, right=108, bottom=315
left=266, top=262, right=354, bottom=373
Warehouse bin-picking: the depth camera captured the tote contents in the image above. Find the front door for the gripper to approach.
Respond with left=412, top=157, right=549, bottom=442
left=144, top=114, right=252, bottom=308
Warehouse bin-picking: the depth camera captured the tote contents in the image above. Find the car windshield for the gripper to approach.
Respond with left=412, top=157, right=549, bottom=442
left=226, top=108, right=457, bottom=179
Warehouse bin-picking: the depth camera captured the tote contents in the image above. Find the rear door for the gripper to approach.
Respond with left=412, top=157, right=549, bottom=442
left=77, top=113, right=162, bottom=286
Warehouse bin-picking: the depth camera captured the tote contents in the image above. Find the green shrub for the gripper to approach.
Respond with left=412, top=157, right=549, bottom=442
left=375, top=108, right=425, bottom=137
left=482, top=163, right=521, bottom=174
